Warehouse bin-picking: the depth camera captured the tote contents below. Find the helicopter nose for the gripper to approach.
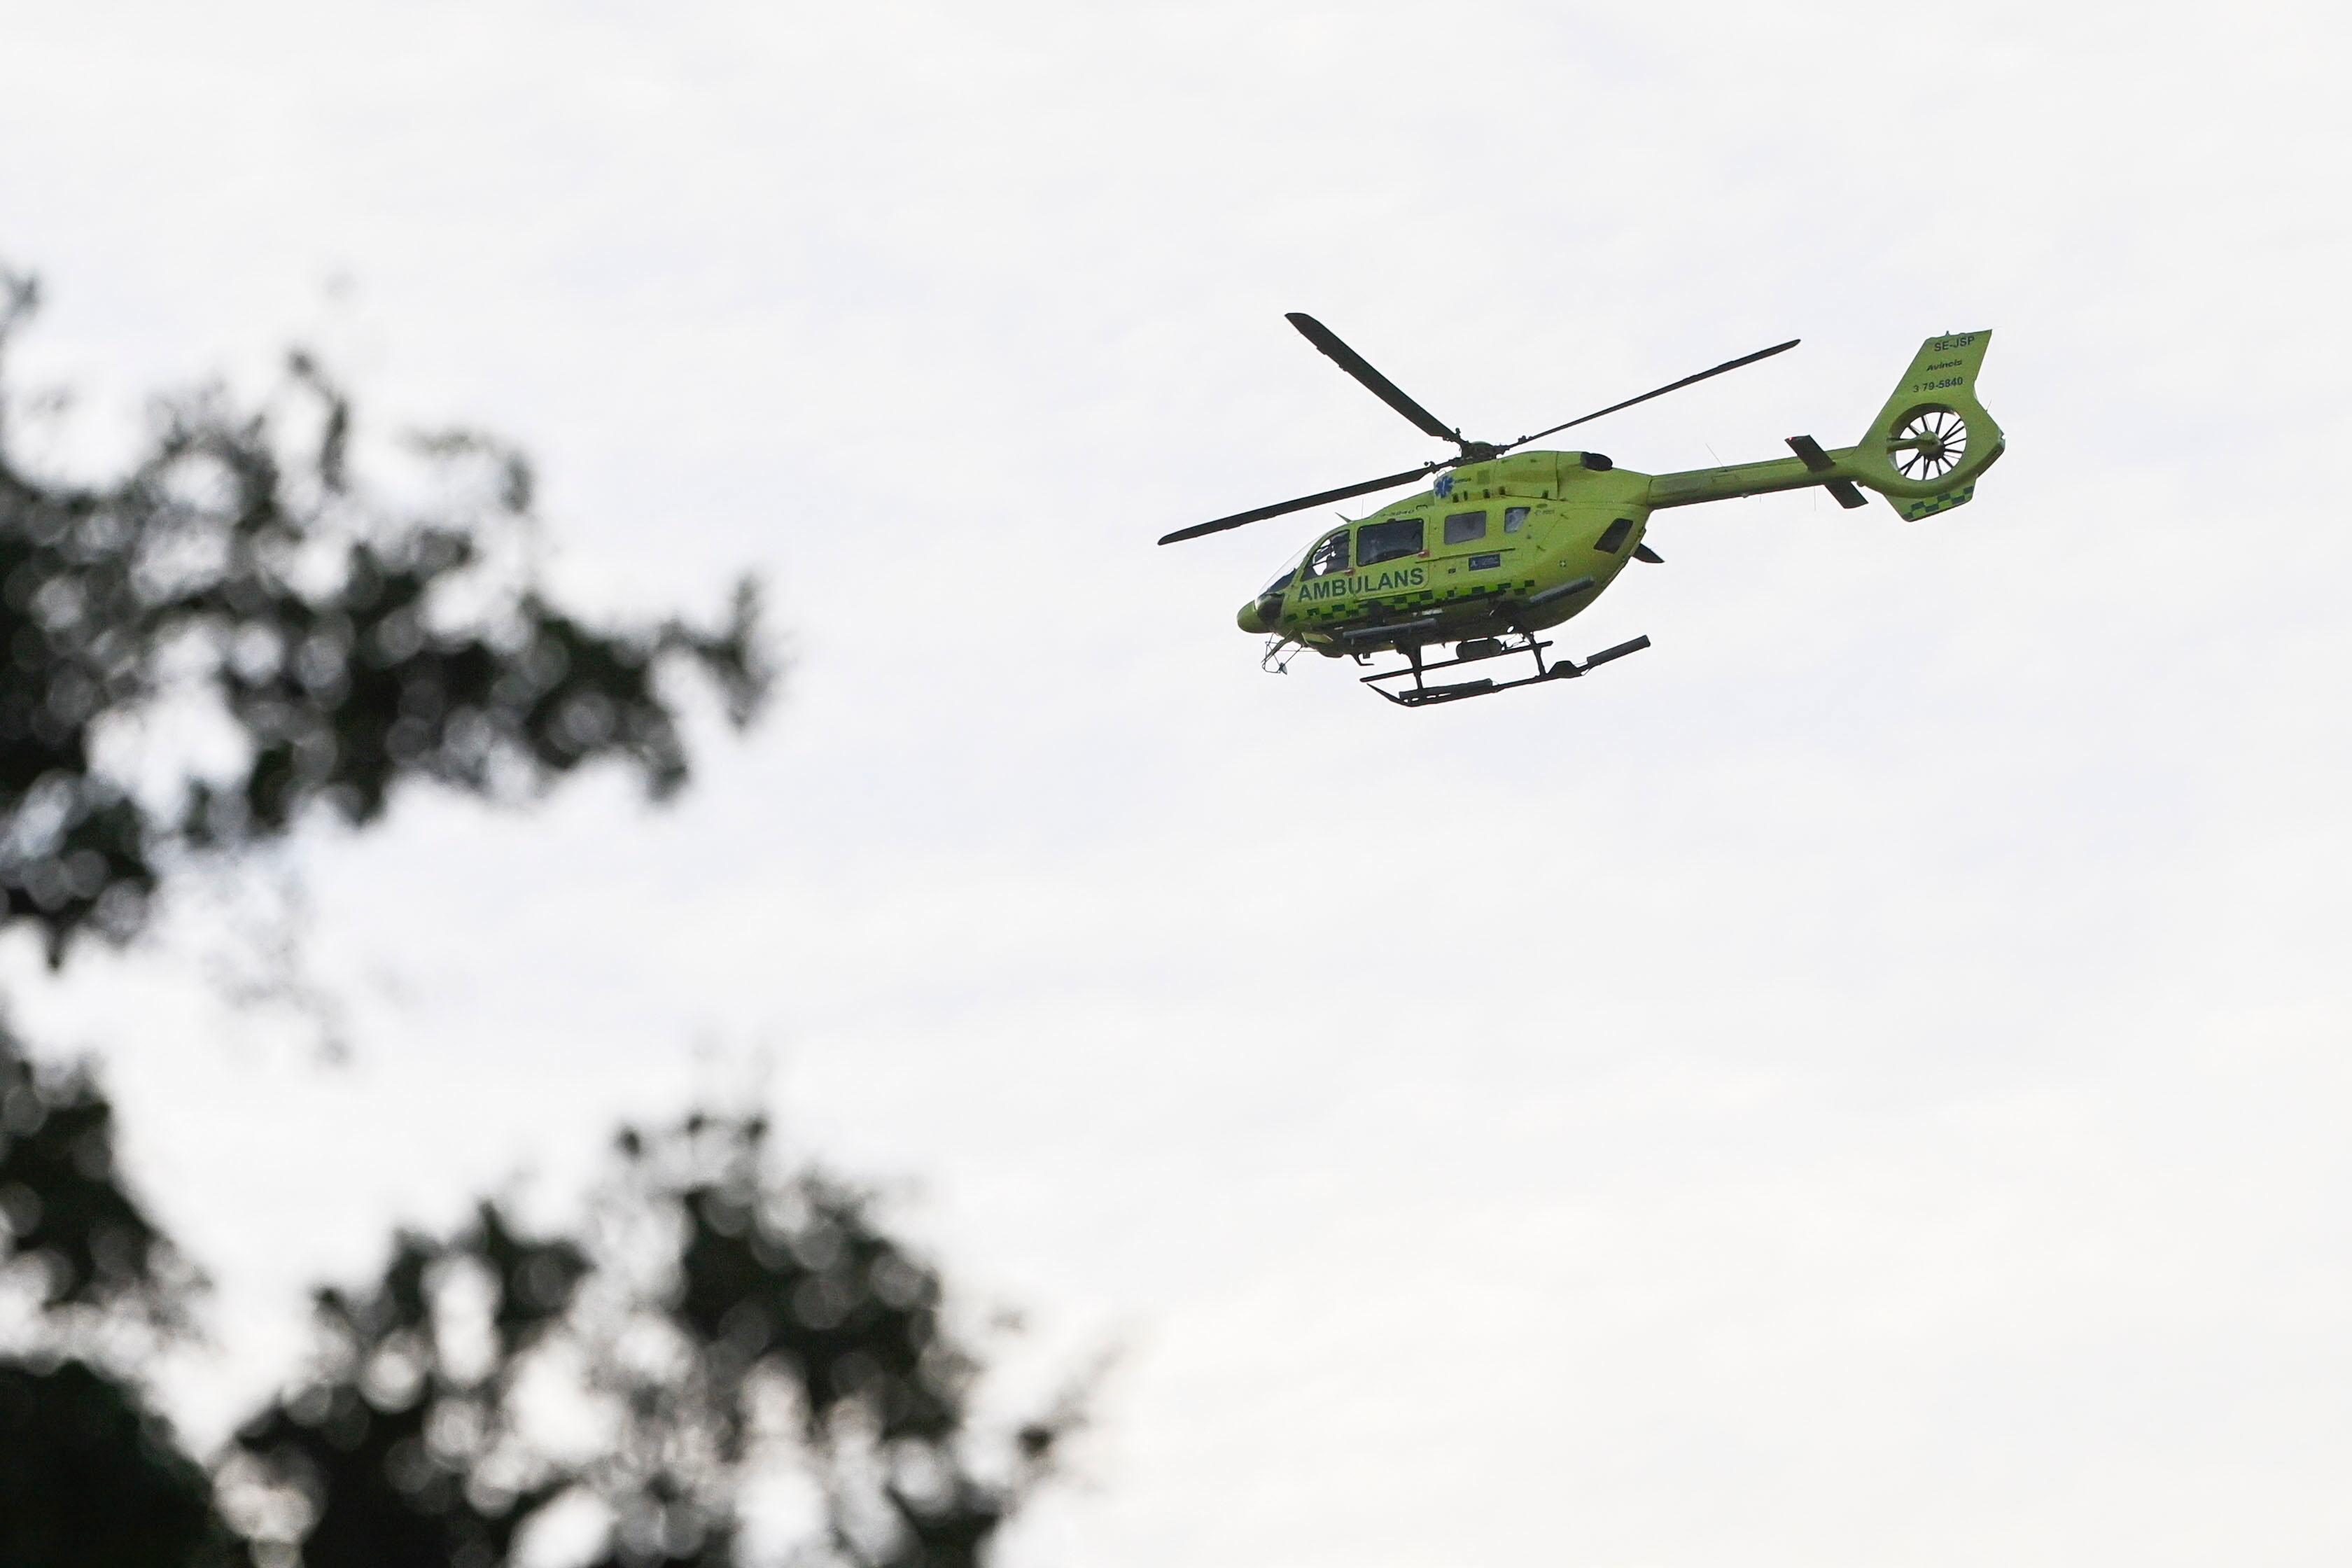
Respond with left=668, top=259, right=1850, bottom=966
left=1237, top=600, right=1268, bottom=634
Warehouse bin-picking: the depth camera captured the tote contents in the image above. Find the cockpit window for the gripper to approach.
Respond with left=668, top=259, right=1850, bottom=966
left=1261, top=564, right=1296, bottom=595
left=1357, top=517, right=1425, bottom=566
left=1303, top=530, right=1350, bottom=579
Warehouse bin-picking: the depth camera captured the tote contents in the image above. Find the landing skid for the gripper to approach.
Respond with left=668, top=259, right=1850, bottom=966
left=1360, top=630, right=1652, bottom=708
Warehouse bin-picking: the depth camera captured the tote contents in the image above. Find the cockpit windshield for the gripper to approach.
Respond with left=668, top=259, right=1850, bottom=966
left=1302, top=530, right=1350, bottom=579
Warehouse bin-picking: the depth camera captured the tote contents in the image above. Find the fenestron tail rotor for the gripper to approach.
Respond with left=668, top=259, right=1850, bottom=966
left=1161, top=316, right=1799, bottom=546
left=1889, top=407, right=1968, bottom=481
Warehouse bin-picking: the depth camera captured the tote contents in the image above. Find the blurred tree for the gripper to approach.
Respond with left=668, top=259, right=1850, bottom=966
left=0, top=1015, right=192, bottom=1331
left=3, top=1027, right=1077, bottom=1568
left=0, top=267, right=768, bottom=967
left=0, top=1359, right=249, bottom=1568
left=0, top=270, right=1077, bottom=1565
left=227, top=1115, right=1077, bottom=1568
left=1, top=1016, right=232, bottom=1566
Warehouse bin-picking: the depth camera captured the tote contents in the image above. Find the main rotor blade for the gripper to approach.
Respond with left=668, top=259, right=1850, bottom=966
left=1158, top=464, right=1438, bottom=545
left=1285, top=312, right=1462, bottom=445
left=1507, top=337, right=1800, bottom=450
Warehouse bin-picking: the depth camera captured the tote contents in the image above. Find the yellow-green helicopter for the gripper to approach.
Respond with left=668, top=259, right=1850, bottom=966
left=1161, top=314, right=2003, bottom=706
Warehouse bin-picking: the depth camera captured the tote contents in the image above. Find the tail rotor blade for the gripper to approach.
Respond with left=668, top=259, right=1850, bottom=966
left=1159, top=464, right=1438, bottom=545
left=1507, top=338, right=1800, bottom=450
left=1285, top=313, right=1462, bottom=446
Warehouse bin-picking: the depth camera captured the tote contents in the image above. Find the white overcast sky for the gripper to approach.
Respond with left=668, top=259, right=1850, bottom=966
left=4, top=1, right=2351, bottom=1564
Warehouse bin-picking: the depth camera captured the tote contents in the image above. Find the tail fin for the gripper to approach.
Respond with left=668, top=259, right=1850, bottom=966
left=1842, top=331, right=2005, bottom=519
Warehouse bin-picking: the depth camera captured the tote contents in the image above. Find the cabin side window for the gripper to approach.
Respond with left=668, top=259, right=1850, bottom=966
left=1595, top=517, right=1635, bottom=554
left=1303, top=530, right=1350, bottom=578
left=1443, top=510, right=1488, bottom=545
left=1357, top=516, right=1426, bottom=566
left=1504, top=506, right=1531, bottom=533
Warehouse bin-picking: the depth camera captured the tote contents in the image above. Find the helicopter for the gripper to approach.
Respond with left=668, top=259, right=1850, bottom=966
left=1161, top=314, right=2004, bottom=706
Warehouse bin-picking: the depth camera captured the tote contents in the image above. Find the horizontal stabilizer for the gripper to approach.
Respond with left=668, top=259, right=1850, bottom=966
left=1786, top=434, right=1835, bottom=472
left=1786, top=434, right=1868, bottom=507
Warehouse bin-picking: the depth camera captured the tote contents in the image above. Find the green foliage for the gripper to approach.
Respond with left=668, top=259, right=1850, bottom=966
left=0, top=267, right=772, bottom=965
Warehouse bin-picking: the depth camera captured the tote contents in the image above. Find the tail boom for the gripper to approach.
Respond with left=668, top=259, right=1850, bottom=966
left=1640, top=330, right=2005, bottom=519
